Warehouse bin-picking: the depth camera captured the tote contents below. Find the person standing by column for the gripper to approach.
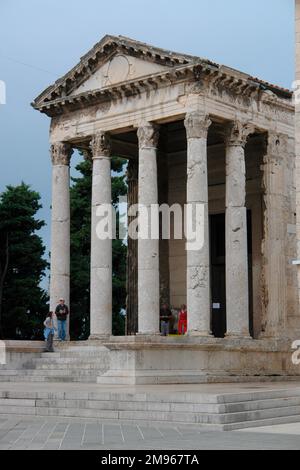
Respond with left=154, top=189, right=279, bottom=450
left=55, top=298, right=69, bottom=341
left=178, top=304, right=188, bottom=335
left=160, top=303, right=173, bottom=336
left=43, top=312, right=56, bottom=352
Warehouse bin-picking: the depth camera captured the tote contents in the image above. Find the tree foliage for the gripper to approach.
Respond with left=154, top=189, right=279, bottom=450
left=0, top=183, right=48, bottom=339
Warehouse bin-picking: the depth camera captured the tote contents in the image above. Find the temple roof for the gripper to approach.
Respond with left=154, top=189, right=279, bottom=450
left=32, top=35, right=292, bottom=116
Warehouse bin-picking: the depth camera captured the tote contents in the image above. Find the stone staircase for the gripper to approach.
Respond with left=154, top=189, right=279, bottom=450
left=0, top=346, right=110, bottom=383
left=1, top=344, right=300, bottom=430
left=1, top=384, right=300, bottom=430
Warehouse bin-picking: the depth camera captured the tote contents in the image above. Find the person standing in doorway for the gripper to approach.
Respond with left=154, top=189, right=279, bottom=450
left=43, top=312, right=56, bottom=352
left=178, top=304, right=187, bottom=335
left=160, top=304, right=173, bottom=337
left=55, top=298, right=69, bottom=341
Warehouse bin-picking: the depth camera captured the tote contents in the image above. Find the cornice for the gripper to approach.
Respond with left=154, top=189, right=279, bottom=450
left=32, top=36, right=293, bottom=119
left=32, top=63, right=293, bottom=119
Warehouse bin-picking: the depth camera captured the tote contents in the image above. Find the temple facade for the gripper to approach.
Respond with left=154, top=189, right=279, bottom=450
left=32, top=35, right=300, bottom=383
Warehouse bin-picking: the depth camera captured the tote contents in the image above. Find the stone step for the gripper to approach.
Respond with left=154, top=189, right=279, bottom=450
left=0, top=375, right=99, bottom=383
left=1, top=383, right=300, bottom=429
left=0, top=395, right=298, bottom=415
left=223, top=396, right=300, bottom=413
left=223, top=414, right=300, bottom=431
left=22, top=363, right=106, bottom=370
left=2, top=388, right=300, bottom=407
left=42, top=351, right=109, bottom=358
left=0, top=369, right=104, bottom=377
left=0, top=399, right=300, bottom=425
left=0, top=375, right=96, bottom=384
left=30, top=357, right=105, bottom=364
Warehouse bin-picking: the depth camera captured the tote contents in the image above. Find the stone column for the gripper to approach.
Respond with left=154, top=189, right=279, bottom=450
left=89, top=132, right=112, bottom=339
left=50, top=142, right=73, bottom=340
left=295, top=0, right=300, bottom=320
left=126, top=159, right=139, bottom=335
left=158, top=148, right=170, bottom=306
left=261, top=133, right=287, bottom=338
left=184, top=112, right=212, bottom=336
left=225, top=121, right=254, bottom=338
left=137, top=122, right=160, bottom=335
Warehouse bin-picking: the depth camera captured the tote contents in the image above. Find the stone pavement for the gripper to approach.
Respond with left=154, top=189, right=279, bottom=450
left=0, top=415, right=300, bottom=450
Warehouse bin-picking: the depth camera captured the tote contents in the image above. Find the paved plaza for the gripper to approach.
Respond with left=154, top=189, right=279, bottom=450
left=0, top=414, right=300, bottom=450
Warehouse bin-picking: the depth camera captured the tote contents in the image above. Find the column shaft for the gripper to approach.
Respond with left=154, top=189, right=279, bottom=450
left=295, top=0, right=300, bottom=325
left=50, top=143, right=73, bottom=340
left=126, top=159, right=139, bottom=335
left=89, top=132, right=112, bottom=339
left=184, top=112, right=211, bottom=336
left=225, top=122, right=253, bottom=338
left=137, top=122, right=160, bottom=335
left=261, top=133, right=287, bottom=338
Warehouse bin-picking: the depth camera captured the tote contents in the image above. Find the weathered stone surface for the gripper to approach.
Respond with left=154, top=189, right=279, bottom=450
left=137, top=122, right=160, bottom=335
left=185, top=112, right=211, bottom=336
left=31, top=34, right=299, bottom=382
left=50, top=143, right=73, bottom=339
left=225, top=122, right=253, bottom=338
left=89, top=132, right=112, bottom=339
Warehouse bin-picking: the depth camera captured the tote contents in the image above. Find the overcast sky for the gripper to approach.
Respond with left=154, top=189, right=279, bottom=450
left=0, top=0, right=295, bottom=260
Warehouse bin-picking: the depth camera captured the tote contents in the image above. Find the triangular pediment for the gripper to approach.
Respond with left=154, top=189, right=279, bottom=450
left=71, top=53, right=171, bottom=96
left=33, top=35, right=196, bottom=108
left=32, top=34, right=292, bottom=116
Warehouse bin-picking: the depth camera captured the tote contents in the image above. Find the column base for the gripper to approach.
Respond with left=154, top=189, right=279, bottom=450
left=225, top=333, right=253, bottom=340
left=136, top=332, right=161, bottom=337
left=187, top=330, right=212, bottom=337
left=89, top=334, right=111, bottom=341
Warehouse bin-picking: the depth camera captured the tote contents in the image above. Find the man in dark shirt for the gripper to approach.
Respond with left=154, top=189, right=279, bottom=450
left=55, top=298, right=69, bottom=341
left=160, top=304, right=173, bottom=336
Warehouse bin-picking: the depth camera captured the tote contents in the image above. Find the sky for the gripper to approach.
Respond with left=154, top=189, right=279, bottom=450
left=0, top=0, right=295, bottom=268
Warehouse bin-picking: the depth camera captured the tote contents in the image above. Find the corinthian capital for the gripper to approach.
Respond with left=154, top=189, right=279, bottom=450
left=51, top=142, right=73, bottom=166
left=184, top=112, right=212, bottom=139
left=226, top=121, right=255, bottom=148
left=137, top=121, right=160, bottom=149
left=90, top=131, right=111, bottom=158
left=267, top=132, right=288, bottom=157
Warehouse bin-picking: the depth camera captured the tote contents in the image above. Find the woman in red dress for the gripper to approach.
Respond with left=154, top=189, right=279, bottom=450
left=177, top=304, right=187, bottom=335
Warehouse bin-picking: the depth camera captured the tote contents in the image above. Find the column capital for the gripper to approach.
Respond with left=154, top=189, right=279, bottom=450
left=51, top=142, right=73, bottom=166
left=266, top=132, right=288, bottom=156
left=225, top=121, right=255, bottom=148
left=184, top=112, right=212, bottom=139
left=90, top=131, right=111, bottom=158
left=137, top=121, right=160, bottom=149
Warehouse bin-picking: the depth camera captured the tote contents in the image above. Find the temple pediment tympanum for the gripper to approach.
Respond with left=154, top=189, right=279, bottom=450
left=70, top=54, right=171, bottom=96
left=32, top=35, right=199, bottom=114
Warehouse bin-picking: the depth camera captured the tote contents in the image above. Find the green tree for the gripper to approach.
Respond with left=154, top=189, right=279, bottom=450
left=70, top=157, right=127, bottom=339
left=0, top=183, right=48, bottom=339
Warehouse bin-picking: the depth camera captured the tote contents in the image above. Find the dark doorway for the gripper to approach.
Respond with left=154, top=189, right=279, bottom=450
left=210, top=212, right=253, bottom=338
left=210, top=214, right=226, bottom=338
